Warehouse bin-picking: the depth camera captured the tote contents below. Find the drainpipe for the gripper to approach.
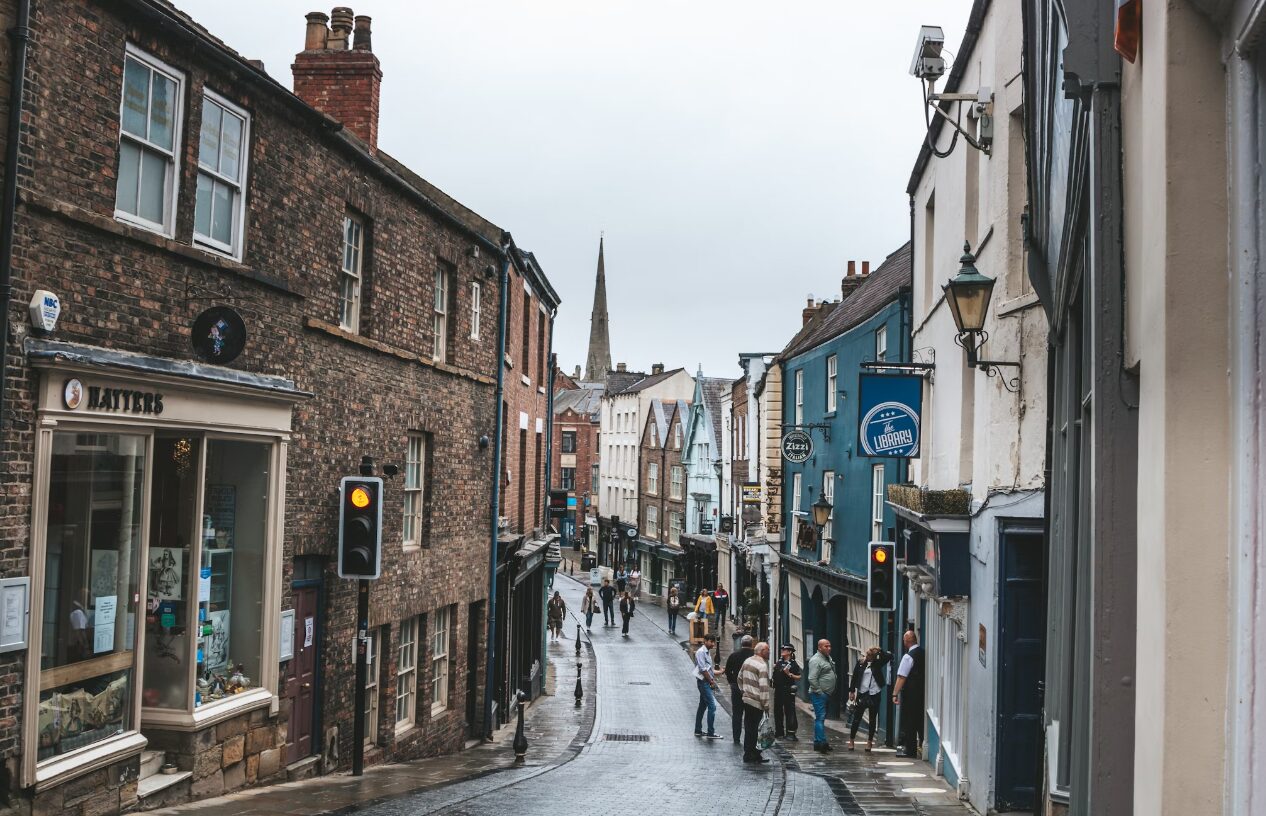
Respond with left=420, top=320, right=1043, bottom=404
left=542, top=312, right=557, bottom=524
left=0, top=0, right=32, bottom=465
left=483, top=238, right=512, bottom=740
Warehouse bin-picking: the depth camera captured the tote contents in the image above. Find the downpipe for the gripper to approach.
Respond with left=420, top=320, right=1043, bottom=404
left=483, top=238, right=511, bottom=740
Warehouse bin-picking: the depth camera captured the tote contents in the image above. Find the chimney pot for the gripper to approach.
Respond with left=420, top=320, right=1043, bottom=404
left=862, top=261, right=871, bottom=276
left=574, top=365, right=581, bottom=379
left=304, top=11, right=329, bottom=50
left=616, top=362, right=627, bottom=373
left=329, top=7, right=354, bottom=50
left=652, top=363, right=665, bottom=375
left=353, top=15, right=372, bottom=51
left=847, top=260, right=856, bottom=278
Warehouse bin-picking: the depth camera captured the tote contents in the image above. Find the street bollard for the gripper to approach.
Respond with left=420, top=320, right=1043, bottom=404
left=575, top=625, right=582, bottom=657
left=574, top=661, right=583, bottom=707
left=512, top=690, right=528, bottom=762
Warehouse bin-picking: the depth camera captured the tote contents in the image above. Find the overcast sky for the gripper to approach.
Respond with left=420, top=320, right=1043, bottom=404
left=179, top=1, right=972, bottom=380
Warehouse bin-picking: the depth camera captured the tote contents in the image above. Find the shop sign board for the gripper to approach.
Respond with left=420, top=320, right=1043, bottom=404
left=858, top=373, right=922, bottom=458
left=781, top=430, right=813, bottom=463
left=740, top=482, right=761, bottom=504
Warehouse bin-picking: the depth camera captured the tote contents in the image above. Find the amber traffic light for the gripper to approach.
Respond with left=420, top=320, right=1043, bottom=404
left=867, top=541, right=896, bottom=611
left=338, top=476, right=383, bottom=579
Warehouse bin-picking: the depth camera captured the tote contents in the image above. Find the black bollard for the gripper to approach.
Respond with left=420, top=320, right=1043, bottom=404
left=574, top=662, right=583, bottom=707
left=512, top=690, right=528, bottom=761
left=575, top=625, right=582, bottom=657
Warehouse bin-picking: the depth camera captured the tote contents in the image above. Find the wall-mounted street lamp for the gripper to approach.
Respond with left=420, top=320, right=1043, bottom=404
left=943, top=242, right=1021, bottom=393
left=812, top=494, right=832, bottom=533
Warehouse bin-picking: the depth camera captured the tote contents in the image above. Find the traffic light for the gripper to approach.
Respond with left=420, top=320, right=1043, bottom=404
left=867, top=541, right=897, bottom=611
left=338, top=476, right=383, bottom=579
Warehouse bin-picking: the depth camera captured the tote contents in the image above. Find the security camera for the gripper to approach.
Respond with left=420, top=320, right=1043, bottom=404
left=910, top=25, right=946, bottom=81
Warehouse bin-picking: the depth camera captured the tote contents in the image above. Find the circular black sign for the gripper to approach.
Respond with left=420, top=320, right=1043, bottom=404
left=191, top=306, right=247, bottom=364
left=781, top=429, right=814, bottom=463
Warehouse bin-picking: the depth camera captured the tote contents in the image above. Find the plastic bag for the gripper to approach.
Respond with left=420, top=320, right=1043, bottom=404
left=756, top=713, right=776, bottom=751
left=686, top=611, right=698, bottom=621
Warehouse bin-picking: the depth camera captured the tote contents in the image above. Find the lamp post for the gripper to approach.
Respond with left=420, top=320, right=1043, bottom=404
left=811, top=494, right=833, bottom=558
left=943, top=242, right=1021, bottom=392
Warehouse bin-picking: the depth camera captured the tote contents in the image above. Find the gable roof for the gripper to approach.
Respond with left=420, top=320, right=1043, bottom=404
left=683, top=372, right=731, bottom=456
left=780, top=242, right=912, bottom=361
left=619, top=367, right=688, bottom=394
left=554, top=386, right=602, bottom=417
left=645, top=399, right=670, bottom=445
left=604, top=370, right=647, bottom=395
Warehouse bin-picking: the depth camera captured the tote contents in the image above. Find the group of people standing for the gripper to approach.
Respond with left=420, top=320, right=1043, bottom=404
left=578, top=579, right=637, bottom=636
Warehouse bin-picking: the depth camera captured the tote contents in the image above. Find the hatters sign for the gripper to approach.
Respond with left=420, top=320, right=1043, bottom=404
left=64, top=379, right=165, bottom=415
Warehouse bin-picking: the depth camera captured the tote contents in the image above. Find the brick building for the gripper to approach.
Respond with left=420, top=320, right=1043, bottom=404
left=632, top=399, right=688, bottom=598
left=550, top=381, right=601, bottom=548
left=0, top=2, right=553, bottom=812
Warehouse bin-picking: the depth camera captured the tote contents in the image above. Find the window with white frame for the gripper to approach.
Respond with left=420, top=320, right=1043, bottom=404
left=433, top=266, right=449, bottom=361
left=669, top=510, right=683, bottom=540
left=646, top=505, right=660, bottom=537
left=562, top=431, right=576, bottom=453
left=194, top=92, right=249, bottom=257
left=795, top=370, right=804, bottom=425
left=822, top=471, right=835, bottom=561
left=340, top=214, right=365, bottom=332
left=471, top=282, right=482, bottom=340
left=650, top=423, right=658, bottom=447
left=561, top=467, right=575, bottom=490
left=872, top=464, right=886, bottom=540
left=396, top=618, right=417, bottom=729
left=647, top=462, right=659, bottom=495
left=674, top=423, right=683, bottom=449
left=826, top=356, right=838, bottom=413
left=430, top=607, right=450, bottom=714
left=116, top=48, right=183, bottom=235
left=671, top=466, right=684, bottom=499
left=364, top=628, right=381, bottom=746
left=792, top=472, right=802, bottom=520
left=876, top=325, right=888, bottom=362
left=403, top=433, right=426, bottom=548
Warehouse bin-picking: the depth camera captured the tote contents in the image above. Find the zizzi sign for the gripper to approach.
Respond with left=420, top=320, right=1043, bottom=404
left=64, top=379, right=165, bottom=415
left=781, top=429, right=813, bottom=463
left=858, top=373, right=921, bottom=458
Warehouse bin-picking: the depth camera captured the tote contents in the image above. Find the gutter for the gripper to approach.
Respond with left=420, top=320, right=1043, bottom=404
left=0, top=0, right=30, bottom=465
left=482, top=236, right=512, bottom=740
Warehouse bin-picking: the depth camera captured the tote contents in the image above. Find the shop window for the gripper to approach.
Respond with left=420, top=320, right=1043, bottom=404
left=430, top=607, right=450, bottom=715
left=38, top=432, right=146, bottom=761
left=396, top=618, right=417, bottom=730
left=115, top=47, right=182, bottom=235
left=142, top=436, right=271, bottom=712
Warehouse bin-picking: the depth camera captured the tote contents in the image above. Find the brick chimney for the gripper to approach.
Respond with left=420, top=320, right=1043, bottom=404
left=841, top=259, right=868, bottom=301
left=616, top=362, right=627, bottom=373
left=802, top=296, right=818, bottom=327
left=292, top=8, right=383, bottom=152
left=651, top=363, right=665, bottom=375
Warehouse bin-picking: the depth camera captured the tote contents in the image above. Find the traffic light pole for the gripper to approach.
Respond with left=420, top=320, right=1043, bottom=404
left=352, top=578, right=369, bottom=776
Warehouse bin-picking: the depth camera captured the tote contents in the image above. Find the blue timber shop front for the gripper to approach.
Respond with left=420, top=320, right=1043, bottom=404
left=776, top=246, right=912, bottom=726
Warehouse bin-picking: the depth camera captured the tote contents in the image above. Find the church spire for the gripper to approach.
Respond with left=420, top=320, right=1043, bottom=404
left=585, top=234, right=612, bottom=382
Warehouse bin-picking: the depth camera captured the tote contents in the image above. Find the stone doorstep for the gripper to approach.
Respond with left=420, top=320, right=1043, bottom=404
left=285, top=755, right=321, bottom=781
left=138, top=770, right=193, bottom=800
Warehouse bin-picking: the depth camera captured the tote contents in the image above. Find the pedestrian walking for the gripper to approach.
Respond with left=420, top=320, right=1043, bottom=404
left=615, top=568, right=627, bottom=593
left=712, top=583, right=729, bottom=630
left=848, top=646, right=892, bottom=752
left=739, top=641, right=772, bottom=763
left=693, top=589, right=715, bottom=621
left=629, top=567, right=642, bottom=598
left=692, top=633, right=722, bottom=738
left=580, top=587, right=599, bottom=631
left=807, top=638, right=838, bottom=752
left=667, top=586, right=682, bottom=635
left=599, top=578, right=616, bottom=626
left=772, top=643, right=802, bottom=740
left=724, top=635, right=756, bottom=744
left=547, top=591, right=566, bottom=641
left=619, top=590, right=636, bottom=637
left=892, top=630, right=925, bottom=758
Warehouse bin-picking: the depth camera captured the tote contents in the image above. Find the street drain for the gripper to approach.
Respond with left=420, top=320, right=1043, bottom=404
left=604, top=733, right=650, bottom=742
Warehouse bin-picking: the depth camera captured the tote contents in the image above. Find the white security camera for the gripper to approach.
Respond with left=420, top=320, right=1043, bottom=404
left=910, top=25, right=946, bottom=81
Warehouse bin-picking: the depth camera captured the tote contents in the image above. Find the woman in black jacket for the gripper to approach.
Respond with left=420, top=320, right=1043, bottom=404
left=847, top=646, right=892, bottom=751
left=619, top=591, right=636, bottom=637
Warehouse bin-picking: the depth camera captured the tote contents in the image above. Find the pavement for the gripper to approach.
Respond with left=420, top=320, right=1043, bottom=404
left=149, top=572, right=975, bottom=816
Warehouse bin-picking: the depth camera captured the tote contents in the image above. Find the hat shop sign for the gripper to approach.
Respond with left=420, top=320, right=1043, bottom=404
left=780, top=429, right=813, bottom=463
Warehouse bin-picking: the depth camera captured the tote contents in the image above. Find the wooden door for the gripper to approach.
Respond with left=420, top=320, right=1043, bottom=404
left=286, top=586, right=319, bottom=763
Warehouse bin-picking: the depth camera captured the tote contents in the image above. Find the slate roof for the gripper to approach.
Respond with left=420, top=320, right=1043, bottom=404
left=775, top=301, right=841, bottom=363
left=604, top=370, right=648, bottom=395
left=554, top=386, right=603, bottom=417
left=647, top=399, right=670, bottom=444
left=779, top=242, right=912, bottom=361
left=619, top=367, right=688, bottom=394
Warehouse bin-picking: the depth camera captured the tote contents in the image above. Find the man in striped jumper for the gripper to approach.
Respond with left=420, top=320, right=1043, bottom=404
left=738, top=641, right=772, bottom=763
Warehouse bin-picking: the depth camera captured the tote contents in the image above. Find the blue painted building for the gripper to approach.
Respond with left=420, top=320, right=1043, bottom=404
left=777, top=245, right=912, bottom=720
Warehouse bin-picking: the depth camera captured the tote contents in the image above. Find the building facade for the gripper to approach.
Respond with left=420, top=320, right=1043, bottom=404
left=634, top=399, right=688, bottom=598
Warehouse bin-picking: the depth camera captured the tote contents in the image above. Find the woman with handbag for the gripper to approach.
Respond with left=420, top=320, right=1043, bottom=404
left=580, top=587, right=599, bottom=632
left=619, top=591, right=636, bottom=637
left=666, top=586, right=682, bottom=635
left=847, top=646, right=892, bottom=751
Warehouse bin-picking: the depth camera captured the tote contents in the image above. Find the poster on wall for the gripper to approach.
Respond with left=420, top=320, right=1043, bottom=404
left=149, top=548, right=183, bottom=600
left=857, top=373, right=923, bottom=458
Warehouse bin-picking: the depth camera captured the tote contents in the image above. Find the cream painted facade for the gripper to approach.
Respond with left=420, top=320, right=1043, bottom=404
left=905, top=1, right=1048, bottom=811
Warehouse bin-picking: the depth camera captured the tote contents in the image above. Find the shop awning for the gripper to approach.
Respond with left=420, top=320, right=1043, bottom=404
left=679, top=533, right=716, bottom=552
left=780, top=551, right=867, bottom=603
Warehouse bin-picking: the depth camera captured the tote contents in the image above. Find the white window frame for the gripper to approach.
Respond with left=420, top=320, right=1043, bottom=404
left=194, top=89, right=250, bottom=259
left=792, top=472, right=802, bottom=518
left=433, top=266, right=449, bottom=362
left=650, top=423, right=658, bottom=448
left=403, top=433, right=426, bottom=548
left=364, top=628, right=381, bottom=746
left=647, top=462, right=659, bottom=495
left=561, top=467, right=575, bottom=490
left=674, top=423, right=683, bottom=449
left=822, top=471, right=835, bottom=559
left=876, top=325, right=888, bottom=362
left=795, top=370, right=804, bottom=426
left=115, top=45, right=184, bottom=237
left=396, top=618, right=418, bottom=731
left=826, top=356, right=838, bottom=413
left=471, top=282, right=481, bottom=340
left=340, top=214, right=365, bottom=333
left=670, top=466, right=684, bottom=500
left=669, top=510, right=683, bottom=540
left=430, top=607, right=450, bottom=715
left=872, top=464, right=886, bottom=540
left=646, top=505, right=660, bottom=537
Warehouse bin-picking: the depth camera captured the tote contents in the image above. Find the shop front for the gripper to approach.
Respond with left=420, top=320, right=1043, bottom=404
left=22, top=340, right=305, bottom=800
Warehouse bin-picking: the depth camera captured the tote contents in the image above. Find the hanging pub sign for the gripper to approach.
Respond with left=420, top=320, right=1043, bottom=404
left=191, top=306, right=247, bottom=365
left=858, top=372, right=923, bottom=458
left=740, top=482, right=761, bottom=504
left=781, top=429, right=813, bottom=463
